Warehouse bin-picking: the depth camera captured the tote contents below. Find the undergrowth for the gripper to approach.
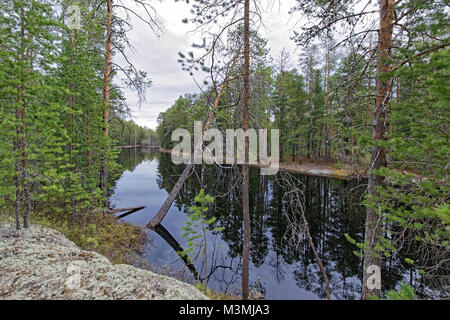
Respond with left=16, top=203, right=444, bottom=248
left=0, top=208, right=147, bottom=266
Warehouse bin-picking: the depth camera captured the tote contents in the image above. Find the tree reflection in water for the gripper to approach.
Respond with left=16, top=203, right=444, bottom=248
left=111, top=148, right=410, bottom=299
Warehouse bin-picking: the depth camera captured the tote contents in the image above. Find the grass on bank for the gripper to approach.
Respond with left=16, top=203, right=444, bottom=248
left=0, top=208, right=147, bottom=266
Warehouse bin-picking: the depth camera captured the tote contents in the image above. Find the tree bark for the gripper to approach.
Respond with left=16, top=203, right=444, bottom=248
left=100, top=0, right=113, bottom=206
left=70, top=30, right=77, bottom=217
left=308, top=63, right=314, bottom=162
left=324, top=43, right=331, bottom=162
left=291, top=115, right=295, bottom=162
left=362, top=0, right=393, bottom=300
left=241, top=0, right=251, bottom=300
left=15, top=127, right=21, bottom=231
left=103, top=0, right=112, bottom=137
left=279, top=72, right=284, bottom=162
left=20, top=5, right=31, bottom=228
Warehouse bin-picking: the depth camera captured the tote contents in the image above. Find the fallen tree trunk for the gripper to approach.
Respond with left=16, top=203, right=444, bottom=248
left=116, top=207, right=145, bottom=219
left=106, top=206, right=145, bottom=216
left=147, top=56, right=238, bottom=229
left=147, top=163, right=194, bottom=228
left=152, top=224, right=199, bottom=281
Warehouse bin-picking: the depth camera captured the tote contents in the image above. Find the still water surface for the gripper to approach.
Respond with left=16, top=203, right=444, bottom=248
left=110, top=147, right=408, bottom=299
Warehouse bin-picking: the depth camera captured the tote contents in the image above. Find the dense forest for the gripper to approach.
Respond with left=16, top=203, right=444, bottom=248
left=0, top=0, right=156, bottom=219
left=0, top=0, right=448, bottom=301
left=156, top=0, right=449, bottom=299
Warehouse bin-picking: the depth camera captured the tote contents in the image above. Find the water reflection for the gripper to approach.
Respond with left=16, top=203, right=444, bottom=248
left=110, top=147, right=410, bottom=300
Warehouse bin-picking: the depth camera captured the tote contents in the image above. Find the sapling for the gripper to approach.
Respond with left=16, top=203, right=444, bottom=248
left=181, top=189, right=224, bottom=285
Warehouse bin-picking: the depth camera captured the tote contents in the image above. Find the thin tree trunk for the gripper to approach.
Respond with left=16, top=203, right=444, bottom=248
left=103, top=0, right=112, bottom=136
left=324, top=45, right=330, bottom=162
left=87, top=107, right=92, bottom=167
left=279, top=73, right=284, bottom=162
left=85, top=33, right=92, bottom=169
left=100, top=0, right=113, bottom=207
left=366, top=78, right=371, bottom=127
left=70, top=30, right=77, bottom=216
left=362, top=0, right=393, bottom=300
left=308, top=65, right=313, bottom=162
left=241, top=0, right=251, bottom=300
left=291, top=115, right=295, bottom=162
left=15, top=124, right=21, bottom=231
left=14, top=5, right=25, bottom=230
left=298, top=109, right=302, bottom=164
left=20, top=5, right=31, bottom=228
left=147, top=56, right=238, bottom=229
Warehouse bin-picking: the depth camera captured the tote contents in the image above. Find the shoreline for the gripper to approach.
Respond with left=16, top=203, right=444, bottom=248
left=158, top=148, right=362, bottom=180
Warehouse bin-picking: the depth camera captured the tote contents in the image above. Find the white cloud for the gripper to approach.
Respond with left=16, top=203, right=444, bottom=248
left=115, top=0, right=299, bottom=129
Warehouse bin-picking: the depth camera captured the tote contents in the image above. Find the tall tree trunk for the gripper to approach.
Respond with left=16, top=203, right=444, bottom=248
left=100, top=0, right=113, bottom=207
left=103, top=0, right=112, bottom=136
left=15, top=114, right=21, bottom=231
left=87, top=109, right=91, bottom=167
left=21, top=85, right=31, bottom=228
left=20, top=5, right=31, bottom=228
left=279, top=73, right=284, bottom=162
left=298, top=110, right=302, bottom=164
left=324, top=45, right=330, bottom=162
left=366, top=78, right=371, bottom=127
left=291, top=116, right=295, bottom=162
left=85, top=33, right=92, bottom=169
left=241, top=0, right=251, bottom=300
left=308, top=65, right=313, bottom=162
left=362, top=0, right=393, bottom=300
left=70, top=30, right=77, bottom=216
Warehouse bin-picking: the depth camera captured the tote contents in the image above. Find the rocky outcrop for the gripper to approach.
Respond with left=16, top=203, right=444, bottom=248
left=0, top=223, right=208, bottom=300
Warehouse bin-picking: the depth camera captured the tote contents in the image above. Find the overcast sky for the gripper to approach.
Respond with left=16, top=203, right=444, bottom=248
left=116, top=0, right=300, bottom=129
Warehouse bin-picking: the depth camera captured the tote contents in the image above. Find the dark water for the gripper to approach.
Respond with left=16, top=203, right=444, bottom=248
left=110, top=147, right=410, bottom=300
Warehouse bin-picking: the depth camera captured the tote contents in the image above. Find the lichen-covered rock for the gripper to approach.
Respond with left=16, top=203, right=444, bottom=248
left=0, top=223, right=208, bottom=300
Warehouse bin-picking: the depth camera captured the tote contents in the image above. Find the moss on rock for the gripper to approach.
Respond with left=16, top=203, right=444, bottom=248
left=0, top=223, right=208, bottom=300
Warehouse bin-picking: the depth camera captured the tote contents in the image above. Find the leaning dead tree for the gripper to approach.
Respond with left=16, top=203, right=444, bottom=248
left=280, top=172, right=331, bottom=300
left=147, top=55, right=239, bottom=229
